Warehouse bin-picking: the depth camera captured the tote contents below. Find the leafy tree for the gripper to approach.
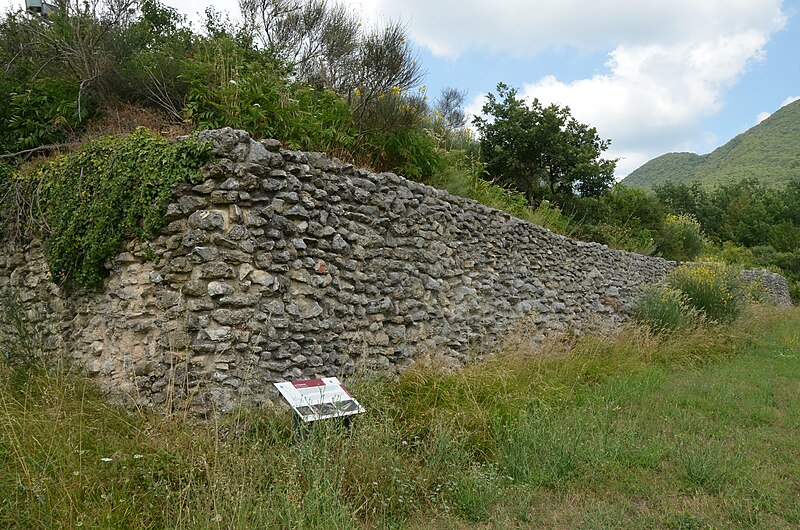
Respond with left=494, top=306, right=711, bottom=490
left=656, top=179, right=790, bottom=248
left=473, top=82, right=616, bottom=207
left=238, top=0, right=423, bottom=116
left=435, top=87, right=467, bottom=130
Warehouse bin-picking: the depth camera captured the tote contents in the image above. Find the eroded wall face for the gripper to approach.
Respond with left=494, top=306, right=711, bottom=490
left=0, top=129, right=792, bottom=415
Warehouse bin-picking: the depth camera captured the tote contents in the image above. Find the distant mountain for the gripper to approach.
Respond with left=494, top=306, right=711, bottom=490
left=622, top=99, right=800, bottom=190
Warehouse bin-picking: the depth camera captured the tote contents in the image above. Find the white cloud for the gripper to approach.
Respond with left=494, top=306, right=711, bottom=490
left=509, top=28, right=783, bottom=176
left=365, top=0, right=785, bottom=59
left=519, top=30, right=771, bottom=151
left=782, top=95, right=800, bottom=106
left=467, top=29, right=776, bottom=177
left=757, top=111, right=772, bottom=123
left=754, top=95, right=800, bottom=126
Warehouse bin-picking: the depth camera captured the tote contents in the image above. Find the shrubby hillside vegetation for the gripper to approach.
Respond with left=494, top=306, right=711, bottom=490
left=0, top=0, right=798, bottom=301
left=622, top=100, right=800, bottom=190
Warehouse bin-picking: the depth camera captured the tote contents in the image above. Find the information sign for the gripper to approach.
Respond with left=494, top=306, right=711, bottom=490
left=274, top=377, right=365, bottom=423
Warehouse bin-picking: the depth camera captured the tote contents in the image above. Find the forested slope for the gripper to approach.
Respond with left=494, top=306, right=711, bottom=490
left=623, top=99, right=800, bottom=190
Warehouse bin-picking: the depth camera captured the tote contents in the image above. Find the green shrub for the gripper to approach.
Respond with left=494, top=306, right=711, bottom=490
left=659, top=213, right=708, bottom=261
left=789, top=281, right=800, bottom=304
left=1, top=78, right=92, bottom=153
left=181, top=36, right=356, bottom=155
left=576, top=222, right=657, bottom=255
left=370, top=126, right=441, bottom=180
left=714, top=241, right=757, bottom=266
left=527, top=200, right=573, bottom=235
left=632, top=285, right=701, bottom=333
left=666, top=260, right=761, bottom=322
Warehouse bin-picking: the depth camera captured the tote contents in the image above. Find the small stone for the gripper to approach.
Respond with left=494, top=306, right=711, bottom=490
left=192, top=246, right=219, bottom=262
left=261, top=138, right=283, bottom=152
left=181, top=280, right=206, bottom=296
left=166, top=203, right=182, bottom=219
left=289, top=268, right=312, bottom=283
left=287, top=298, right=323, bottom=319
left=188, top=210, right=225, bottom=230
left=250, top=270, right=274, bottom=286
left=201, top=262, right=235, bottom=279
left=271, top=198, right=286, bottom=213
left=286, top=205, right=309, bottom=218
left=212, top=309, right=252, bottom=326
left=247, top=139, right=272, bottom=163
left=219, top=294, right=253, bottom=307
left=166, top=257, right=192, bottom=273
left=332, top=234, right=349, bottom=251
left=178, top=195, right=208, bottom=214
left=206, top=326, right=233, bottom=342
left=261, top=300, right=285, bottom=316
left=193, top=179, right=218, bottom=194
left=227, top=225, right=249, bottom=240
left=238, top=263, right=254, bottom=280
left=182, top=230, right=208, bottom=248
left=210, top=190, right=239, bottom=204
left=262, top=178, right=286, bottom=191
left=219, top=177, right=240, bottom=191
left=208, top=281, right=235, bottom=297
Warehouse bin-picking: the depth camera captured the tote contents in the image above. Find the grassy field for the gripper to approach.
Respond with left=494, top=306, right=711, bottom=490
left=1, top=306, right=799, bottom=529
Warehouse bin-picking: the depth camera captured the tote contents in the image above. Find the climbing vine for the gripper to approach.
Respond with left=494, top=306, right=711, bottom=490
left=2, top=129, right=210, bottom=287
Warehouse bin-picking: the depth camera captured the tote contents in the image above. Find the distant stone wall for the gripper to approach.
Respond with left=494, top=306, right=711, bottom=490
left=0, top=129, right=792, bottom=415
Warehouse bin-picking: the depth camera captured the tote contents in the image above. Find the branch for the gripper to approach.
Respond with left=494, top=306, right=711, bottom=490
left=0, top=142, right=83, bottom=160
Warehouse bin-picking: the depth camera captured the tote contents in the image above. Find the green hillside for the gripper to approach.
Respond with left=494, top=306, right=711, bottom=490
left=622, top=99, right=800, bottom=190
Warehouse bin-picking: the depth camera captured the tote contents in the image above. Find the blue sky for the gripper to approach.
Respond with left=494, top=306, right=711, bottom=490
left=369, top=0, right=800, bottom=176
left=4, top=0, right=798, bottom=177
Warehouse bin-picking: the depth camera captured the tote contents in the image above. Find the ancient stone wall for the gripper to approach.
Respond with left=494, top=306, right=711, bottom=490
left=0, top=129, right=791, bottom=414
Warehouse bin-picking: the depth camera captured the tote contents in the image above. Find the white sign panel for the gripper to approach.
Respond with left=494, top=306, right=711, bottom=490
left=274, top=377, right=365, bottom=423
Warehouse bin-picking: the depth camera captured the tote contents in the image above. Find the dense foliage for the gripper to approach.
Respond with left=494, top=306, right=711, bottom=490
left=656, top=179, right=800, bottom=300
left=622, top=99, right=800, bottom=190
left=473, top=83, right=617, bottom=207
left=0, top=0, right=797, bottom=298
left=1, top=130, right=210, bottom=287
left=0, top=0, right=435, bottom=176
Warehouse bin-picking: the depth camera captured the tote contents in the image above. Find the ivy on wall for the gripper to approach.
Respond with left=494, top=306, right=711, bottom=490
left=2, top=129, right=210, bottom=288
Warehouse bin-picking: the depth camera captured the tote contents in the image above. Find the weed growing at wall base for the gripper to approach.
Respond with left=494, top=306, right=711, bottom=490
left=0, top=291, right=44, bottom=366
left=634, top=260, right=765, bottom=331
left=667, top=260, right=762, bottom=322
left=632, top=284, right=702, bottom=334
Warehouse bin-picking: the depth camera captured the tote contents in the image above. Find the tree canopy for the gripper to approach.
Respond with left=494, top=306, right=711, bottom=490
left=473, top=83, right=616, bottom=207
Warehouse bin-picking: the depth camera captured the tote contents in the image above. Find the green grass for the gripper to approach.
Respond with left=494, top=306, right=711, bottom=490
left=1, top=307, right=799, bottom=528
